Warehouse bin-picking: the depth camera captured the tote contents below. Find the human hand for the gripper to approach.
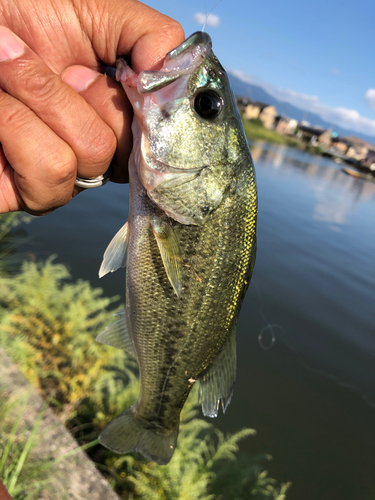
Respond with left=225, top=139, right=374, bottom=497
left=0, top=0, right=184, bottom=214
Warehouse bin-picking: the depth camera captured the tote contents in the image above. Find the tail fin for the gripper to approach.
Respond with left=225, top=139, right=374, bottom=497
left=98, top=406, right=179, bottom=465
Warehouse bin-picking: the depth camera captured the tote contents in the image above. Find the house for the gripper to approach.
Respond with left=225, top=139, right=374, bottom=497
left=344, top=136, right=374, bottom=161
left=360, top=151, right=375, bottom=171
left=330, top=137, right=350, bottom=154
left=236, top=96, right=252, bottom=113
left=296, top=124, right=332, bottom=147
left=274, top=115, right=298, bottom=135
left=244, top=101, right=278, bottom=129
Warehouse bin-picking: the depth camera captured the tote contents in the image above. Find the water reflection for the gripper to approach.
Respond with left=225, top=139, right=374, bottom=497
left=229, top=142, right=375, bottom=499
left=246, top=141, right=375, bottom=402
left=250, top=141, right=375, bottom=230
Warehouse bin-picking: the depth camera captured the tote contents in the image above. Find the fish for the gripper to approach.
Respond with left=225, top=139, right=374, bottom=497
left=96, top=32, right=257, bottom=465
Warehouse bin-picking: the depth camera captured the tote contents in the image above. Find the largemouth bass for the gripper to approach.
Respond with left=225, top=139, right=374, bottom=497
left=97, top=32, right=257, bottom=465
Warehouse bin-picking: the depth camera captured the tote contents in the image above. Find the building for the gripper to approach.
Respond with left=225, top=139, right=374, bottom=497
left=361, top=151, right=375, bottom=171
left=330, top=137, right=350, bottom=154
left=296, top=124, right=332, bottom=147
left=274, top=115, right=298, bottom=135
left=244, top=101, right=278, bottom=129
left=344, top=136, right=375, bottom=161
left=236, top=96, right=252, bottom=113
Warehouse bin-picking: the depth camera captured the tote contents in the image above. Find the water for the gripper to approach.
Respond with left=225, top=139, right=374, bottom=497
left=17, top=142, right=375, bottom=499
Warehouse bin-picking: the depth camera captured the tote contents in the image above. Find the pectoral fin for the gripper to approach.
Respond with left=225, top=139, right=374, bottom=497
left=96, top=309, right=135, bottom=358
left=198, top=325, right=237, bottom=418
left=99, top=222, right=129, bottom=278
left=151, top=217, right=182, bottom=297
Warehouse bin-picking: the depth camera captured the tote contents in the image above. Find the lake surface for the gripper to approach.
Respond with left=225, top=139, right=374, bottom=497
left=17, top=142, right=375, bottom=499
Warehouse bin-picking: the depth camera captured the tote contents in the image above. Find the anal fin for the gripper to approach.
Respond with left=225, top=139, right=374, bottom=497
left=99, top=222, right=129, bottom=278
left=198, top=325, right=237, bottom=418
left=96, top=309, right=135, bottom=358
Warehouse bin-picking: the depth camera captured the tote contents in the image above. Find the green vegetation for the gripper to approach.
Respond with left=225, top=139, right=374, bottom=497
left=0, top=391, right=54, bottom=500
left=0, top=256, right=124, bottom=419
left=0, top=212, right=32, bottom=276
left=242, top=118, right=289, bottom=145
left=0, top=214, right=290, bottom=499
left=241, top=117, right=323, bottom=156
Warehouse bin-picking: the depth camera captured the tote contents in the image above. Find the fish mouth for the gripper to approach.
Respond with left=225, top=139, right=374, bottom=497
left=165, top=32, right=212, bottom=60
left=117, top=32, right=213, bottom=95
left=135, top=33, right=213, bottom=94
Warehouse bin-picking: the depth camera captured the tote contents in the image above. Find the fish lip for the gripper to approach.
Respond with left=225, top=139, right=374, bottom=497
left=118, top=32, right=214, bottom=95
left=165, top=31, right=212, bottom=61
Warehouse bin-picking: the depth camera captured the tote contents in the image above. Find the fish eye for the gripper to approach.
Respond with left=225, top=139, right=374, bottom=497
left=194, top=90, right=223, bottom=120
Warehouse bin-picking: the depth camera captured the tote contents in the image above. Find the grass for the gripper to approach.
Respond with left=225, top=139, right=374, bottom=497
left=0, top=389, right=53, bottom=500
left=0, top=384, right=101, bottom=500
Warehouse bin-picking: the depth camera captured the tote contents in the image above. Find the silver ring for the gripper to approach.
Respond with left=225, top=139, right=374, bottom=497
left=75, top=171, right=110, bottom=189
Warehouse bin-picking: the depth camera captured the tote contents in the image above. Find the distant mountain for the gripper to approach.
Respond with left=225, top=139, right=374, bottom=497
left=228, top=72, right=375, bottom=147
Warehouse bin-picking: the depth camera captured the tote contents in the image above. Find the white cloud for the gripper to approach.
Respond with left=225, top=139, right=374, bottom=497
left=229, top=69, right=375, bottom=137
left=193, top=12, right=220, bottom=28
left=365, top=89, right=375, bottom=113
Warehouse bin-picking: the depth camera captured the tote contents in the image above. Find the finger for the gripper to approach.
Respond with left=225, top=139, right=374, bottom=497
left=0, top=26, right=116, bottom=180
left=62, top=65, right=132, bottom=184
left=0, top=90, right=77, bottom=214
left=0, top=144, right=17, bottom=213
left=128, top=16, right=186, bottom=73
left=81, top=0, right=185, bottom=72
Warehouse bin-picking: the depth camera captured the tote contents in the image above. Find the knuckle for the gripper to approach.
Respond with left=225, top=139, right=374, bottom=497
left=161, top=20, right=185, bottom=45
left=22, top=70, right=64, bottom=107
left=0, top=100, right=33, bottom=133
left=82, top=122, right=117, bottom=166
left=42, top=146, right=77, bottom=186
left=24, top=194, right=71, bottom=215
left=23, top=205, right=60, bottom=217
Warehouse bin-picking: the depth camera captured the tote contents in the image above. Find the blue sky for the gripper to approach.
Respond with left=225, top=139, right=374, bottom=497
left=144, top=0, right=375, bottom=138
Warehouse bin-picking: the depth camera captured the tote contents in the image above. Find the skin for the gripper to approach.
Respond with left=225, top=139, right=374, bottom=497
left=0, top=0, right=184, bottom=215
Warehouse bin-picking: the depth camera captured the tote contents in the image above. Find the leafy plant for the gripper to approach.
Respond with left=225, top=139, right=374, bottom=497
left=0, top=256, right=123, bottom=419
left=0, top=212, right=32, bottom=276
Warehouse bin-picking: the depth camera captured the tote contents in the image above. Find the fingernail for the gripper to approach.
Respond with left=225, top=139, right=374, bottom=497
left=62, top=66, right=99, bottom=93
left=0, top=27, right=25, bottom=61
